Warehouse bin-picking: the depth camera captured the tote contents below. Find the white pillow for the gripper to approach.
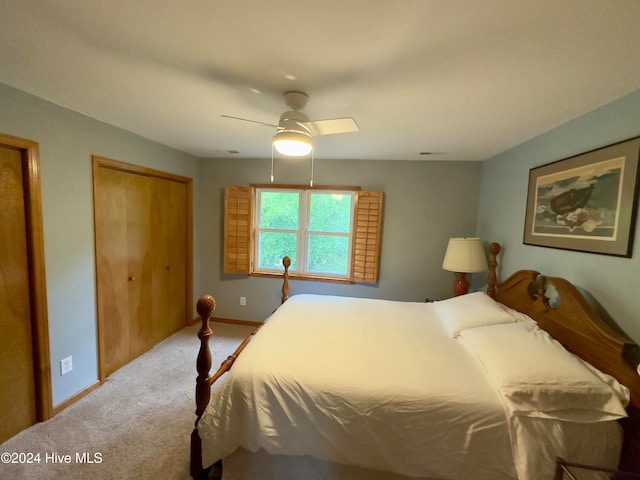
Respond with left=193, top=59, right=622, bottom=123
left=459, top=322, right=630, bottom=422
left=432, top=292, right=516, bottom=337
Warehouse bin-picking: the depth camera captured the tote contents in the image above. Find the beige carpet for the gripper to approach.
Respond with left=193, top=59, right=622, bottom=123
left=0, top=322, right=254, bottom=480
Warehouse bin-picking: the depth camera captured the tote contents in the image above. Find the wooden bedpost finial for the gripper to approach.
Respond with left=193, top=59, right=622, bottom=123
left=196, top=294, right=216, bottom=320
left=487, top=242, right=501, bottom=298
left=194, top=294, right=216, bottom=424
left=282, top=256, right=291, bottom=304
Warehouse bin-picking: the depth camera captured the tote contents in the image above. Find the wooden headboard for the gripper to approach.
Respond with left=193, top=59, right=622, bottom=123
left=486, top=243, right=640, bottom=471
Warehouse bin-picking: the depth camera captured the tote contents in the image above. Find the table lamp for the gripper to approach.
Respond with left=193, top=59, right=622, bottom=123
left=442, top=237, right=488, bottom=296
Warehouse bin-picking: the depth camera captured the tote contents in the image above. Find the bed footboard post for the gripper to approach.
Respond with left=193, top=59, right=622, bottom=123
left=190, top=294, right=216, bottom=479
left=487, top=242, right=501, bottom=298
left=282, top=256, right=291, bottom=304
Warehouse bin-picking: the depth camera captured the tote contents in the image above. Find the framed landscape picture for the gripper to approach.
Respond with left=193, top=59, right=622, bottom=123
left=523, top=136, right=640, bottom=257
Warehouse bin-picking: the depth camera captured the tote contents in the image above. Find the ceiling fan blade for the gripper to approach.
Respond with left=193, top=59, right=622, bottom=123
left=305, top=117, right=359, bottom=136
left=221, top=114, right=277, bottom=128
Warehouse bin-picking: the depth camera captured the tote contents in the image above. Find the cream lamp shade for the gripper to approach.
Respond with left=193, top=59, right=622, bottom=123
left=442, top=237, right=488, bottom=273
left=442, top=237, right=488, bottom=295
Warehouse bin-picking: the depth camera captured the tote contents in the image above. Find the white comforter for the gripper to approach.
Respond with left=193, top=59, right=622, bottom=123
left=198, top=294, right=621, bottom=479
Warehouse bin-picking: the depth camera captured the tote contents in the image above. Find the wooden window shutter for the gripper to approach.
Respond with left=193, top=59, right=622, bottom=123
left=352, top=191, right=383, bottom=284
left=224, top=186, right=251, bottom=274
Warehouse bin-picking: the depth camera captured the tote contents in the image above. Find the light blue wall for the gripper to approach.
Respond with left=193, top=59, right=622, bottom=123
left=476, top=89, right=640, bottom=343
left=198, top=157, right=483, bottom=321
left=0, top=83, right=201, bottom=406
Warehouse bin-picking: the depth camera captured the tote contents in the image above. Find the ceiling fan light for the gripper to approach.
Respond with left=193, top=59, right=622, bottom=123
left=273, top=130, right=313, bottom=156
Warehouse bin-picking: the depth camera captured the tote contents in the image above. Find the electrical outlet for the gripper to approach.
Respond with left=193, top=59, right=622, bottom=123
left=240, top=296, right=246, bottom=306
left=60, top=356, right=73, bottom=375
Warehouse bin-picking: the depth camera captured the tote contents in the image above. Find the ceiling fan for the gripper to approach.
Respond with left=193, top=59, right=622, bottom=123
left=221, top=91, right=359, bottom=157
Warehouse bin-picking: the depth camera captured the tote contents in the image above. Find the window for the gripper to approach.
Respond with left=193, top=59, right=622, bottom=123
left=224, top=185, right=383, bottom=284
left=254, top=188, right=355, bottom=279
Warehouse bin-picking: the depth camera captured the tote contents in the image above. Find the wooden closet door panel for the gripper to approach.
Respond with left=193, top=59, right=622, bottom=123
left=0, top=146, right=37, bottom=442
left=149, top=176, right=171, bottom=343
left=149, top=177, right=185, bottom=343
left=95, top=166, right=131, bottom=377
left=160, top=178, right=187, bottom=340
left=126, top=173, right=154, bottom=359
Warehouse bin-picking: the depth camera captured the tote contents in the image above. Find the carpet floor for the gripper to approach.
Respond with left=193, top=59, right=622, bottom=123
left=0, top=322, right=254, bottom=480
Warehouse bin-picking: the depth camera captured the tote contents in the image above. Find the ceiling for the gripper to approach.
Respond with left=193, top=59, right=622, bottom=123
left=1, top=1, right=640, bottom=162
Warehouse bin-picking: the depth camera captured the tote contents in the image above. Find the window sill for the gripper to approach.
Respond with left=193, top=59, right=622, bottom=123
left=250, top=272, right=355, bottom=285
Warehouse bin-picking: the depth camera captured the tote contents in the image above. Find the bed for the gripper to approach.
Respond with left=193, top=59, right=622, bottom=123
left=190, top=243, right=640, bottom=479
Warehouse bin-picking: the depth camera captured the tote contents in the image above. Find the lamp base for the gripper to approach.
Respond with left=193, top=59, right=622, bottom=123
left=452, top=273, right=469, bottom=296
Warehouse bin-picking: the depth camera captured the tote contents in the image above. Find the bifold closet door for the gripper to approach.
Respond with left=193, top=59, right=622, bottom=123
left=150, top=176, right=187, bottom=345
left=124, top=172, right=155, bottom=361
left=95, top=160, right=190, bottom=380
left=95, top=166, right=133, bottom=377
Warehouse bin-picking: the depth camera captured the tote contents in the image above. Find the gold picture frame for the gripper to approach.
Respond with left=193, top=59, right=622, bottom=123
left=524, top=136, right=640, bottom=257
